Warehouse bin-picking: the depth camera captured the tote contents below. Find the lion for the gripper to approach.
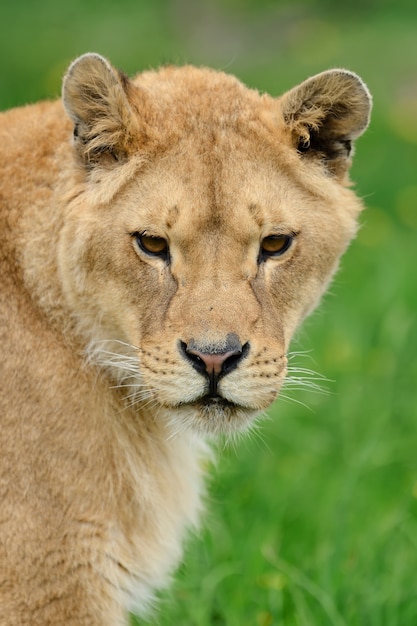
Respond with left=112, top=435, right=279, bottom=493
left=0, top=53, right=371, bottom=624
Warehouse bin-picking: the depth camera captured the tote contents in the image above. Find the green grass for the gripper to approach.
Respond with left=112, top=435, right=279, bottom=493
left=1, top=1, right=416, bottom=624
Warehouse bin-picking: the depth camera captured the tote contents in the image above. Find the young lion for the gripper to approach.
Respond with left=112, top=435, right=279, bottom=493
left=0, top=54, right=371, bottom=624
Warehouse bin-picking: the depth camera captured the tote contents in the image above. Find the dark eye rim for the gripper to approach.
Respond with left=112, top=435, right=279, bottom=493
left=132, top=231, right=170, bottom=260
left=259, top=233, right=295, bottom=262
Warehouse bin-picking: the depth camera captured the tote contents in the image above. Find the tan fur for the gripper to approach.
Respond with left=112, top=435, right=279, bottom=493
left=0, top=54, right=371, bottom=624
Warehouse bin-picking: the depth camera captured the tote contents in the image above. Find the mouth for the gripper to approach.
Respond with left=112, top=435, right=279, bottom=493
left=197, top=394, right=238, bottom=409
left=162, top=392, right=260, bottom=437
left=175, top=392, right=246, bottom=414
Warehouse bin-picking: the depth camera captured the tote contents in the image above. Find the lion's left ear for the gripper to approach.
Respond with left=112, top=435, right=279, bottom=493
left=62, top=53, right=140, bottom=165
left=281, top=69, right=372, bottom=177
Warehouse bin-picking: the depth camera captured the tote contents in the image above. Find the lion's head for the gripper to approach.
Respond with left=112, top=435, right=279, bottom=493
left=59, top=54, right=371, bottom=436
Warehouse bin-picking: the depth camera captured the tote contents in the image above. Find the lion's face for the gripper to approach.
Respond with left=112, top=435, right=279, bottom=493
left=59, top=55, right=371, bottom=436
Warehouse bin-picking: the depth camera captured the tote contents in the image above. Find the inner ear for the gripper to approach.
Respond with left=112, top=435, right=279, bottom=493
left=281, top=69, right=372, bottom=177
left=296, top=125, right=352, bottom=160
left=62, top=53, right=139, bottom=166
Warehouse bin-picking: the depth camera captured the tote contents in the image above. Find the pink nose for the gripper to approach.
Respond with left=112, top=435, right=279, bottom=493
left=185, top=348, right=241, bottom=377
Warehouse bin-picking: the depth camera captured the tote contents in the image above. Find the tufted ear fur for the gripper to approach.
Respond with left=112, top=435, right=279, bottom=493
left=62, top=53, right=140, bottom=166
left=281, top=69, right=372, bottom=178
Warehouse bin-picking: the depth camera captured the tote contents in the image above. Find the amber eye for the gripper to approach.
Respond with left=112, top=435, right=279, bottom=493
left=134, top=233, right=169, bottom=259
left=260, top=234, right=293, bottom=259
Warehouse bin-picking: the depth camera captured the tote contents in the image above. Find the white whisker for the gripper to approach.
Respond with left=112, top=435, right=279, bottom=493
left=287, top=349, right=315, bottom=360
left=265, top=351, right=335, bottom=412
left=278, top=393, right=315, bottom=412
left=84, top=338, right=161, bottom=411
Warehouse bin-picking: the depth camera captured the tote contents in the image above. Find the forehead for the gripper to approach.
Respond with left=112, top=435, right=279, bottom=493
left=125, top=132, right=307, bottom=236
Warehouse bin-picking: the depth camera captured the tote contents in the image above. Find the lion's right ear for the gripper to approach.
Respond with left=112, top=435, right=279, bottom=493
left=62, top=53, right=139, bottom=165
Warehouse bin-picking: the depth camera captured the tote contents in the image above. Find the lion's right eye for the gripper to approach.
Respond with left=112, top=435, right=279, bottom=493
left=133, top=233, right=169, bottom=260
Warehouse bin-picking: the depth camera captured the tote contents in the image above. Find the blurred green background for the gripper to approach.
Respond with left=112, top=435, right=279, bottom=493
left=1, top=1, right=416, bottom=624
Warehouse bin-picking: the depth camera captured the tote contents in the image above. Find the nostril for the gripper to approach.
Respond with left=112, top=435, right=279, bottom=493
left=178, top=340, right=207, bottom=376
left=222, top=342, right=250, bottom=376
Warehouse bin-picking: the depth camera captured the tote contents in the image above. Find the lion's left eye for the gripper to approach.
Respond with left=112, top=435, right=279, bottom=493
left=260, top=234, right=293, bottom=259
left=133, top=233, right=169, bottom=259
